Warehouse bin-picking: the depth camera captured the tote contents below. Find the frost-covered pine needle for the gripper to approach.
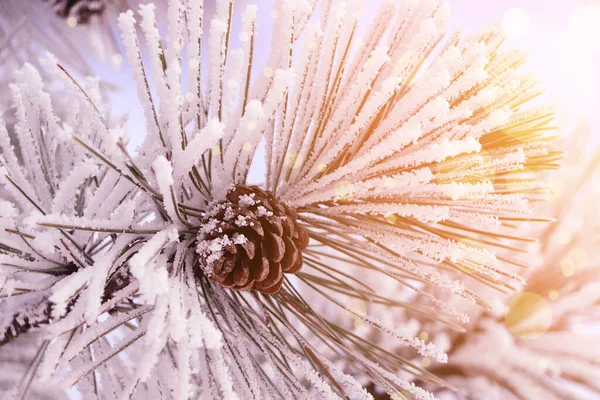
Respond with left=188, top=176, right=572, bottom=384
left=0, top=0, right=559, bottom=398
left=419, top=126, right=600, bottom=400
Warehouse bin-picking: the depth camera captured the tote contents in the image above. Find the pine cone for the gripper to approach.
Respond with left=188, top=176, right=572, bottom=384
left=49, top=0, right=105, bottom=23
left=197, top=185, right=309, bottom=294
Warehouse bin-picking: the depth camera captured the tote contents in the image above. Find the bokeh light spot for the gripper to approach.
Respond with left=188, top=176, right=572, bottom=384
left=111, top=53, right=123, bottom=68
left=421, top=358, right=431, bottom=368
left=346, top=299, right=367, bottom=329
left=67, top=17, right=78, bottom=28
left=568, top=248, right=588, bottom=268
left=263, top=67, right=274, bottom=78
left=336, top=183, right=355, bottom=202
left=285, top=152, right=302, bottom=169
left=188, top=57, right=200, bottom=70
left=556, top=231, right=572, bottom=246
left=560, top=257, right=575, bottom=277
left=548, top=290, right=559, bottom=301
left=502, top=8, right=531, bottom=38
left=346, top=299, right=367, bottom=314
left=385, top=214, right=397, bottom=224
left=505, top=292, right=552, bottom=340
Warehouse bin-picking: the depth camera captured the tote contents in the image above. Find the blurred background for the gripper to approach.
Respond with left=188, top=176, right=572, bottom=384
left=449, top=0, right=600, bottom=142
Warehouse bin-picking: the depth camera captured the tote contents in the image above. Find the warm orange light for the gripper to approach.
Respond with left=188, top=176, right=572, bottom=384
left=505, top=292, right=552, bottom=339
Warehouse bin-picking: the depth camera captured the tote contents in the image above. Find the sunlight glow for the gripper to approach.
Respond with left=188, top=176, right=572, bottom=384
left=551, top=36, right=598, bottom=113
left=505, top=292, right=552, bottom=340
left=568, top=6, right=600, bottom=53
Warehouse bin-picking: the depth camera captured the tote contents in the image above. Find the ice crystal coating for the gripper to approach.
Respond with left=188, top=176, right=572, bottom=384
left=0, top=0, right=560, bottom=399
left=417, top=125, right=600, bottom=400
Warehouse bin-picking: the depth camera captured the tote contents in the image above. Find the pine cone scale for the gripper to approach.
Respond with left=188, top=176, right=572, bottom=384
left=295, top=224, right=309, bottom=249
left=239, top=239, right=256, bottom=260
left=233, top=260, right=250, bottom=286
left=265, top=216, right=284, bottom=236
left=250, top=255, right=270, bottom=282
left=281, top=237, right=300, bottom=273
left=265, top=231, right=285, bottom=263
left=253, top=263, right=283, bottom=291
left=198, top=185, right=308, bottom=293
left=249, top=221, right=264, bottom=237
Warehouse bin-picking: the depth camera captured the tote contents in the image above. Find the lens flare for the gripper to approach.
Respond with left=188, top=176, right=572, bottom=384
left=505, top=292, right=552, bottom=340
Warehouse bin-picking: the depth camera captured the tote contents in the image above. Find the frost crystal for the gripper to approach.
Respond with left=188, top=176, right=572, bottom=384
left=0, top=0, right=560, bottom=399
left=415, top=125, right=600, bottom=400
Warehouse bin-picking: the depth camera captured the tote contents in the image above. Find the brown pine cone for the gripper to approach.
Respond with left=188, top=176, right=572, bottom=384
left=197, top=185, right=309, bottom=294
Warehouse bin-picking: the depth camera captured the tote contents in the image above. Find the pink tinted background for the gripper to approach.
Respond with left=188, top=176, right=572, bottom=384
left=449, top=0, right=600, bottom=140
